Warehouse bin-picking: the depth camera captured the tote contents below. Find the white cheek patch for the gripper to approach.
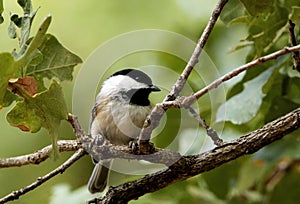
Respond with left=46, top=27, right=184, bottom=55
left=99, top=75, right=149, bottom=97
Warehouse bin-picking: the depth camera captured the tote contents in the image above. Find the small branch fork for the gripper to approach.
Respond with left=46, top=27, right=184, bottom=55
left=137, top=0, right=229, bottom=150
left=158, top=96, right=223, bottom=146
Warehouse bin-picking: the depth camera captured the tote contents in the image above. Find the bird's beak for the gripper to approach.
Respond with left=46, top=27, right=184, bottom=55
left=149, top=85, right=161, bottom=92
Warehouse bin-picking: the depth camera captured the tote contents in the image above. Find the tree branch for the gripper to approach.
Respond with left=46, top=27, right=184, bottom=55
left=91, top=107, right=300, bottom=204
left=137, top=0, right=229, bottom=148
left=0, top=140, right=79, bottom=168
left=0, top=149, right=86, bottom=204
left=67, top=114, right=182, bottom=166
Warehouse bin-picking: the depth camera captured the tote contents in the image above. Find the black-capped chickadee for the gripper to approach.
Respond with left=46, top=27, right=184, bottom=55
left=88, top=68, right=160, bottom=193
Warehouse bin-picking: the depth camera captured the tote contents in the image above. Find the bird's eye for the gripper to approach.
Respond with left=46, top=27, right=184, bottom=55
left=135, top=77, right=139, bottom=80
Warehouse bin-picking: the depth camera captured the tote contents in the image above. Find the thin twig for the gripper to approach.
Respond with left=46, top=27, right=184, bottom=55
left=186, top=106, right=223, bottom=146
left=182, top=44, right=300, bottom=106
left=165, top=0, right=229, bottom=101
left=155, top=44, right=300, bottom=110
left=0, top=140, right=79, bottom=168
left=0, top=149, right=86, bottom=204
left=137, top=0, right=229, bottom=150
left=288, top=19, right=300, bottom=72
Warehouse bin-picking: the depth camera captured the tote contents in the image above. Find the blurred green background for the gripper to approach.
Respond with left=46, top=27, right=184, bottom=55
left=0, top=0, right=264, bottom=203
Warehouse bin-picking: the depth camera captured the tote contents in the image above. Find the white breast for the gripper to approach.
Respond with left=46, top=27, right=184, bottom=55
left=90, top=99, right=151, bottom=145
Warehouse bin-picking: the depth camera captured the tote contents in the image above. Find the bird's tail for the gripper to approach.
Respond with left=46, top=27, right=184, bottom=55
left=88, top=160, right=111, bottom=193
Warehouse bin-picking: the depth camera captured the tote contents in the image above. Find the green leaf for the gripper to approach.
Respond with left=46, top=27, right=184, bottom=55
left=27, top=49, right=43, bottom=66
left=269, top=167, right=300, bottom=203
left=220, top=0, right=245, bottom=25
left=2, top=90, right=18, bottom=107
left=283, top=78, right=300, bottom=104
left=247, top=5, right=289, bottom=55
left=6, top=101, right=42, bottom=132
left=202, top=159, right=242, bottom=199
left=26, top=34, right=83, bottom=81
left=265, top=97, right=299, bottom=122
left=216, top=63, right=277, bottom=124
left=0, top=0, right=3, bottom=24
left=290, top=6, right=300, bottom=22
left=16, top=14, right=51, bottom=62
left=6, top=80, right=68, bottom=156
left=13, top=0, right=39, bottom=49
left=0, top=53, right=17, bottom=108
left=240, top=0, right=274, bottom=16
left=227, top=16, right=250, bottom=25
left=17, top=0, right=28, bottom=9
left=282, top=0, right=300, bottom=10
left=228, top=41, right=253, bottom=53
left=11, top=14, right=51, bottom=79
left=235, top=159, right=267, bottom=192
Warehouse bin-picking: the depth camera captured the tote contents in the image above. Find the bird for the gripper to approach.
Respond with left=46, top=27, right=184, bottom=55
left=87, top=68, right=160, bottom=193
